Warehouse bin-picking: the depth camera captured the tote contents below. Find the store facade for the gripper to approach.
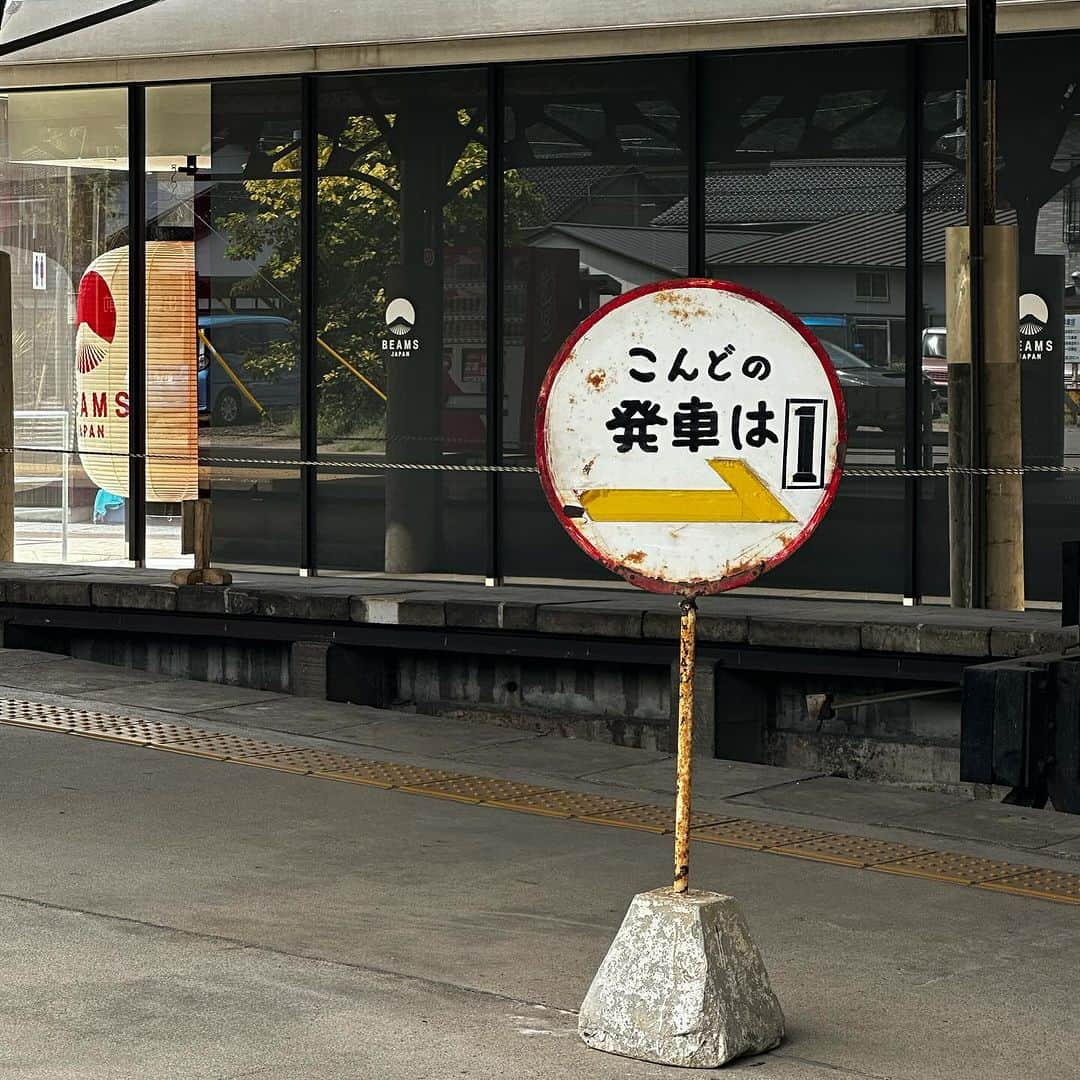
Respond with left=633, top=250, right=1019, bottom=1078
left=2, top=2, right=1080, bottom=601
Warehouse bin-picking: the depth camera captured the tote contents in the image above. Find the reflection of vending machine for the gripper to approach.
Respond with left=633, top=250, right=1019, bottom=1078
left=441, top=246, right=487, bottom=447
left=507, top=247, right=580, bottom=453
left=441, top=246, right=580, bottom=453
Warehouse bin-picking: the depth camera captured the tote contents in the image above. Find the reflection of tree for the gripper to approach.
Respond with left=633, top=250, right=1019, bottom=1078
left=219, top=92, right=544, bottom=571
left=220, top=112, right=543, bottom=438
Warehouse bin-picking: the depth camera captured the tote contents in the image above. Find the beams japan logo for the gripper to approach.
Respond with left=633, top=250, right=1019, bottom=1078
left=1019, top=293, right=1049, bottom=338
left=381, top=297, right=420, bottom=353
left=75, top=270, right=117, bottom=374
left=385, top=297, right=415, bottom=337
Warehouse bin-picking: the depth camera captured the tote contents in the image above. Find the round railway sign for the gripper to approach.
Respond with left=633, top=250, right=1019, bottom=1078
left=536, top=279, right=846, bottom=595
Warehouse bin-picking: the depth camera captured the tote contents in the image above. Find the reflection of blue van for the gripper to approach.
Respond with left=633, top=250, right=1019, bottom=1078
left=197, top=315, right=296, bottom=425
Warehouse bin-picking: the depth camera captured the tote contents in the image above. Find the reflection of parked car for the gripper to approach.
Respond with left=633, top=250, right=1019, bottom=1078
left=921, top=326, right=947, bottom=415
left=822, top=340, right=912, bottom=434
left=197, top=315, right=296, bottom=425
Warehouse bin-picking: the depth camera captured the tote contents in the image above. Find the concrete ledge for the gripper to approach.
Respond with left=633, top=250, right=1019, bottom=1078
left=445, top=599, right=537, bottom=631
left=644, top=610, right=749, bottom=644
left=7, top=578, right=92, bottom=607
left=989, top=624, right=1079, bottom=658
left=535, top=603, right=644, bottom=638
left=748, top=617, right=860, bottom=651
left=351, top=594, right=446, bottom=627
left=222, top=588, right=350, bottom=622
left=90, top=582, right=178, bottom=612
left=0, top=563, right=1073, bottom=671
left=861, top=621, right=992, bottom=657
left=176, top=585, right=230, bottom=615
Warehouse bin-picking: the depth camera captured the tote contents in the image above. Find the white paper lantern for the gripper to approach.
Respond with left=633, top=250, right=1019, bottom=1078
left=75, top=241, right=197, bottom=502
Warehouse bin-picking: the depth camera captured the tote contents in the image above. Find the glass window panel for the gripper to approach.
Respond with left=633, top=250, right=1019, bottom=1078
left=316, top=68, right=487, bottom=576
left=704, top=45, right=909, bottom=595
left=144, top=78, right=302, bottom=571
left=499, top=57, right=690, bottom=581
left=1, top=88, right=130, bottom=565
left=917, top=42, right=965, bottom=600
left=998, top=33, right=1080, bottom=602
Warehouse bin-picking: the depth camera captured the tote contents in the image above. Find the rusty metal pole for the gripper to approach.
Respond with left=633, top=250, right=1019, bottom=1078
left=673, top=595, right=697, bottom=894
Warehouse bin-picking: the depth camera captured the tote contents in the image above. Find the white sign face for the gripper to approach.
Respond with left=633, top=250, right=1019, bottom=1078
left=32, top=251, right=47, bottom=291
left=536, top=280, right=845, bottom=594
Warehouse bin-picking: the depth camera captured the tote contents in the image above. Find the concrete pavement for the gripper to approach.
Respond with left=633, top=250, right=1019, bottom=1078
left=1, top=649, right=1079, bottom=1078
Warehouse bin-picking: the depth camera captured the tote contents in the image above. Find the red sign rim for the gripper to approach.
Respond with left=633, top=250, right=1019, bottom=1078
left=534, top=277, right=848, bottom=596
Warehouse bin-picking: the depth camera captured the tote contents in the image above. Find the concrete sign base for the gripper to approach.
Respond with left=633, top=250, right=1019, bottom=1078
left=578, top=888, right=784, bottom=1069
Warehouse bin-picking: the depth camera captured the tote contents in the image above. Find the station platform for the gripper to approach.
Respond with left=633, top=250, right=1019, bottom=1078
left=0, top=648, right=1078, bottom=1077
left=0, top=562, right=1075, bottom=790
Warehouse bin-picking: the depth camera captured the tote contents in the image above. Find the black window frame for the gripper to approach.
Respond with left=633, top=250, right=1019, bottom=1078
left=5, top=35, right=980, bottom=599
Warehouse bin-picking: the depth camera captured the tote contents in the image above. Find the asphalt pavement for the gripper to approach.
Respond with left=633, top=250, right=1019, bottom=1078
left=1, top=649, right=1078, bottom=1079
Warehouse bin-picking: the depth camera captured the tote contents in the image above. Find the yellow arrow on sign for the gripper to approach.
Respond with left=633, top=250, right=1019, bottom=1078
left=580, top=459, right=795, bottom=524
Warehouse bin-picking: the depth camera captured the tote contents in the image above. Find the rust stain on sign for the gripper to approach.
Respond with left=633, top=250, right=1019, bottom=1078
left=624, top=549, right=647, bottom=565
left=586, top=369, right=607, bottom=390
left=653, top=288, right=710, bottom=325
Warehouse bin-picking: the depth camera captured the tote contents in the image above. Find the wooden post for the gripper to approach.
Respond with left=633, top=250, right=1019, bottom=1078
left=0, top=253, right=14, bottom=562
left=169, top=497, right=231, bottom=585
left=983, top=224, right=1024, bottom=610
left=181, top=498, right=195, bottom=555
left=946, top=225, right=1024, bottom=611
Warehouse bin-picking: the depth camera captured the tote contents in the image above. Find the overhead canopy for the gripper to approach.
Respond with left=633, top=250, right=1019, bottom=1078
left=0, top=1, right=1062, bottom=87
left=0, top=1, right=953, bottom=69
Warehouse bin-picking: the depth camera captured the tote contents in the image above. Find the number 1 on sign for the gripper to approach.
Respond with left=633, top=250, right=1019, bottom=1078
left=782, top=399, right=828, bottom=490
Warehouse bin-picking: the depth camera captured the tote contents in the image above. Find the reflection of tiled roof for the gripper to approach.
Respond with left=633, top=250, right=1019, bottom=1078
left=922, top=169, right=964, bottom=212
left=519, top=165, right=631, bottom=221
left=653, top=160, right=963, bottom=227
left=709, top=209, right=1017, bottom=269
left=536, top=223, right=775, bottom=275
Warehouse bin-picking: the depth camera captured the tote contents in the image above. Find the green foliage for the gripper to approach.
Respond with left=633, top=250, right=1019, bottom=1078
left=216, top=109, right=543, bottom=442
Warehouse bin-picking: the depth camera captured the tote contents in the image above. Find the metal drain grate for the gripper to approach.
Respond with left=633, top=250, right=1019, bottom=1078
left=242, top=748, right=372, bottom=780
left=0, top=699, right=78, bottom=730
left=690, top=819, right=829, bottom=851
left=774, top=834, right=932, bottom=868
left=586, top=803, right=735, bottom=835
left=491, top=789, right=647, bottom=821
left=155, top=732, right=300, bottom=763
left=0, top=699, right=215, bottom=745
left=978, top=868, right=1080, bottom=904
left=409, top=776, right=558, bottom=805
left=875, top=852, right=1031, bottom=885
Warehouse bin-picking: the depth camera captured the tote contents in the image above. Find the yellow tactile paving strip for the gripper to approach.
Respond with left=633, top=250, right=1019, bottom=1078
left=3, top=698, right=1079, bottom=907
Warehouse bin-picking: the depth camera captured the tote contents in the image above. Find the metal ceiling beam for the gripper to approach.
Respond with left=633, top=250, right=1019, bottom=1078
left=0, top=0, right=166, bottom=58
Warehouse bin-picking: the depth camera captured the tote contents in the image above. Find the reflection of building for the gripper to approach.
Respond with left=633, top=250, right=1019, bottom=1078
left=1, top=4, right=1080, bottom=600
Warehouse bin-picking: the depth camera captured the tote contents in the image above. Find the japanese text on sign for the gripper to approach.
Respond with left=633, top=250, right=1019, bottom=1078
left=536, top=280, right=845, bottom=594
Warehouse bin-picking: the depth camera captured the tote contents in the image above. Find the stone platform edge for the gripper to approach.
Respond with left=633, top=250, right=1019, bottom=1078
left=0, top=563, right=1075, bottom=661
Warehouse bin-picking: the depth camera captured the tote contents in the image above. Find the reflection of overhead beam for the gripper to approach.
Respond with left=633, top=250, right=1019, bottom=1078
left=7, top=82, right=209, bottom=171
left=0, top=0, right=167, bottom=57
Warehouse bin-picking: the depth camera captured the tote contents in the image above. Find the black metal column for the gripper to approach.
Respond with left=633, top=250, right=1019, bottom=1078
left=904, top=42, right=924, bottom=603
left=127, top=85, right=147, bottom=567
left=966, top=0, right=997, bottom=607
left=688, top=54, right=705, bottom=279
left=485, top=65, right=505, bottom=586
left=300, top=75, right=318, bottom=575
